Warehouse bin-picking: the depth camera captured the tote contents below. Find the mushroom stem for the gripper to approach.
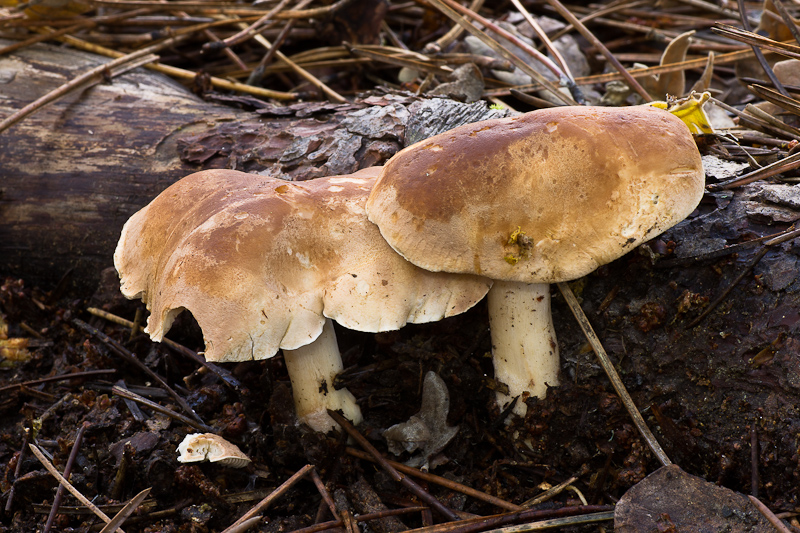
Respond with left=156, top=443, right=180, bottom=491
left=487, top=280, right=560, bottom=415
left=282, top=318, right=363, bottom=432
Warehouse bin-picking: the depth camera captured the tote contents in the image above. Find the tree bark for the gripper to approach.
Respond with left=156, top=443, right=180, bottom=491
left=0, top=40, right=239, bottom=292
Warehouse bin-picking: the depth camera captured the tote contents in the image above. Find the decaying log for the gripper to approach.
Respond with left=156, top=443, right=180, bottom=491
left=0, top=40, right=509, bottom=293
left=0, top=40, right=239, bottom=293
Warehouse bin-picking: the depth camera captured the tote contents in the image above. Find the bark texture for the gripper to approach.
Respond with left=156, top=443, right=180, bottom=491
left=0, top=40, right=238, bottom=292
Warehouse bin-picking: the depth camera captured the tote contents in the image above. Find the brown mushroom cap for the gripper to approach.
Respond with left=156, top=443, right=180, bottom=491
left=115, top=167, right=491, bottom=363
left=366, top=105, right=705, bottom=283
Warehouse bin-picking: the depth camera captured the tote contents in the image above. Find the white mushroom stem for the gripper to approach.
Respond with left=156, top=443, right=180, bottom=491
left=487, top=280, right=560, bottom=416
left=282, top=318, right=363, bottom=432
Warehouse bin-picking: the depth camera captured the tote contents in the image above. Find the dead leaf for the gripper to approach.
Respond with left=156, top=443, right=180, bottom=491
left=641, top=30, right=695, bottom=99
left=383, top=371, right=459, bottom=470
left=615, top=465, right=775, bottom=532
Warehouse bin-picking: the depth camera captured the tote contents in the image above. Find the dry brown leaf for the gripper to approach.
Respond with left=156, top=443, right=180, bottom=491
left=641, top=30, right=695, bottom=99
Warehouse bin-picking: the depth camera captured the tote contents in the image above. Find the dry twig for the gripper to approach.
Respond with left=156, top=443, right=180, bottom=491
left=477, top=511, right=614, bottom=532
left=685, top=227, right=800, bottom=328
left=424, top=0, right=576, bottom=105
left=52, top=32, right=296, bottom=100
left=545, top=0, right=652, bottom=101
left=111, top=385, right=214, bottom=433
left=42, top=424, right=88, bottom=533
left=329, top=409, right=461, bottom=521
left=0, top=369, right=116, bottom=394
left=85, top=306, right=245, bottom=394
left=393, top=505, right=613, bottom=533
left=73, top=318, right=207, bottom=426
left=557, top=282, right=672, bottom=467
left=748, top=495, right=793, bottom=533
left=0, top=48, right=157, bottom=133
left=510, top=0, right=573, bottom=80
left=28, top=444, right=123, bottom=532
left=203, top=0, right=292, bottom=52
left=222, top=464, right=315, bottom=532
left=713, top=23, right=800, bottom=63
left=345, top=447, right=522, bottom=512
left=706, top=149, right=800, bottom=190
left=734, top=0, right=789, bottom=98
left=98, top=489, right=152, bottom=533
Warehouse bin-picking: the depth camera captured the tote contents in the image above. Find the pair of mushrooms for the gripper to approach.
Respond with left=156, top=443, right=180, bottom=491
left=115, top=105, right=704, bottom=430
left=115, top=167, right=490, bottom=432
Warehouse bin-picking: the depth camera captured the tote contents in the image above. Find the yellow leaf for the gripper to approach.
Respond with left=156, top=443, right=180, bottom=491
left=649, top=91, right=714, bottom=135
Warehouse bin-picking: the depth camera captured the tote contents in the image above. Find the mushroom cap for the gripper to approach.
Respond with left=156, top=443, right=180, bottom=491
left=115, top=167, right=491, bottom=362
left=366, top=105, right=705, bottom=283
left=176, top=433, right=251, bottom=467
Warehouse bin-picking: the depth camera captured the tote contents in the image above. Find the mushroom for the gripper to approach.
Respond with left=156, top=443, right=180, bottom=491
left=366, top=105, right=704, bottom=415
left=115, top=167, right=491, bottom=431
left=177, top=433, right=251, bottom=468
